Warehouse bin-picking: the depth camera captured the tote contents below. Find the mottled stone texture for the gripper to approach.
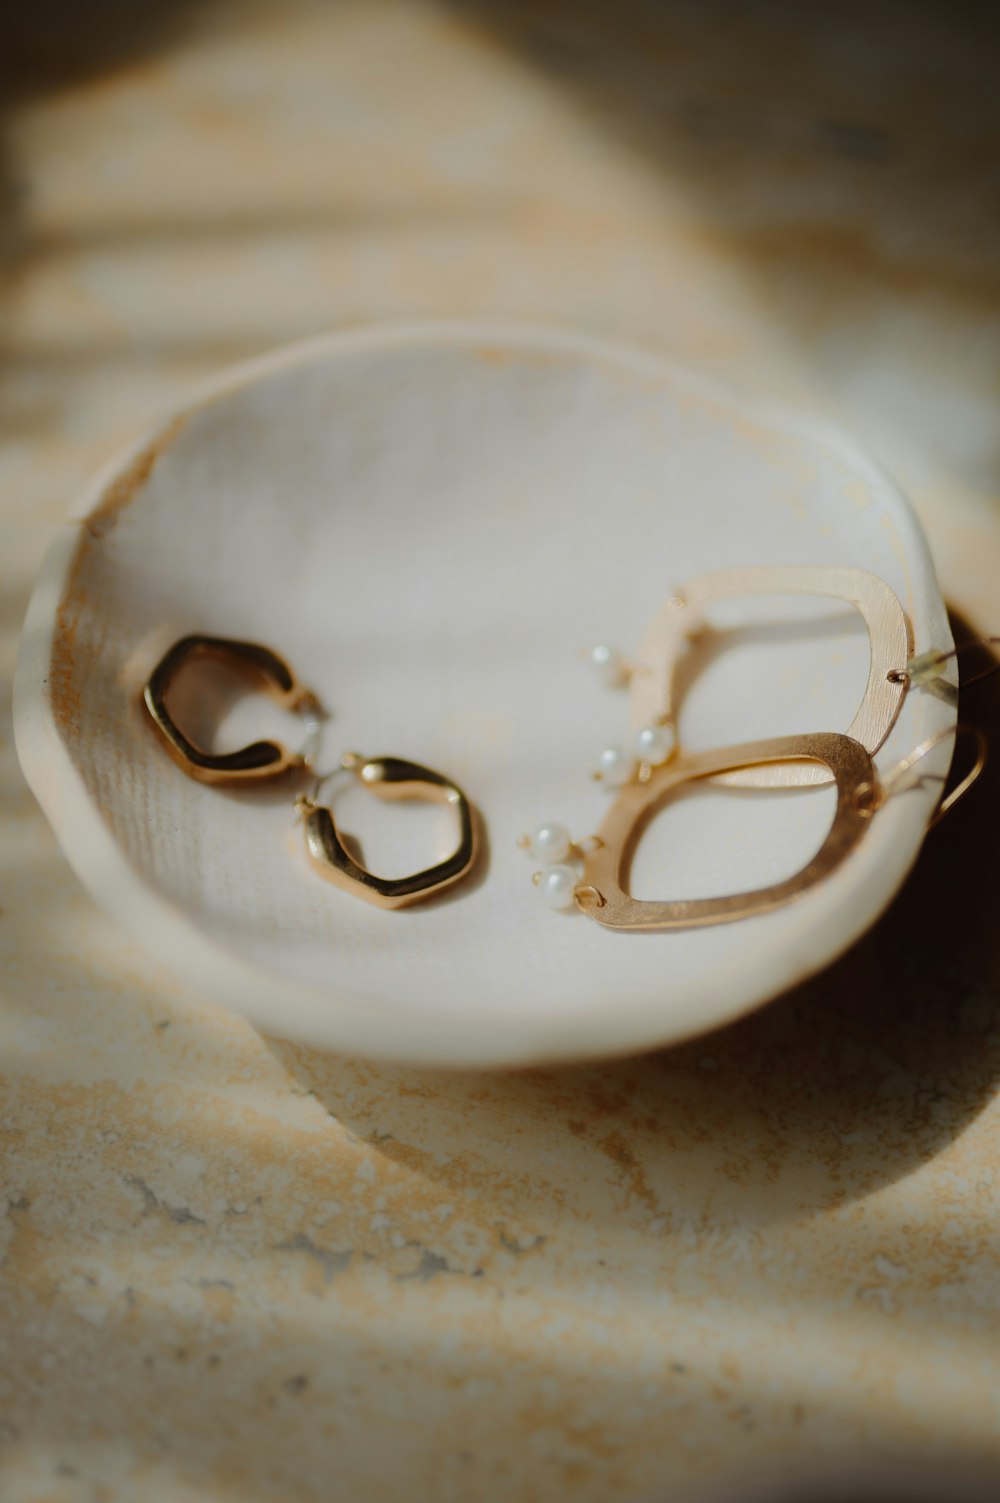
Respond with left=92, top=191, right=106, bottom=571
left=1, top=1, right=999, bottom=1500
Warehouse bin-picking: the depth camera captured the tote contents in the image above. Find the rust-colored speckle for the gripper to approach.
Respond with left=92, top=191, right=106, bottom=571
left=717, top=1153, right=755, bottom=1186
left=474, top=344, right=567, bottom=370
left=50, top=568, right=89, bottom=743
left=49, top=414, right=188, bottom=740
left=598, top=1130, right=659, bottom=1213
left=84, top=413, right=188, bottom=542
left=367, top=1136, right=435, bottom=1176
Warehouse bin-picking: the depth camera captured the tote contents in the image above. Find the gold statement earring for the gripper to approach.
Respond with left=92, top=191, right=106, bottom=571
left=588, top=570, right=997, bottom=793
left=295, top=753, right=478, bottom=910
left=522, top=726, right=983, bottom=928
left=143, top=634, right=324, bottom=783
left=589, top=565, right=914, bottom=791
left=521, top=563, right=990, bottom=929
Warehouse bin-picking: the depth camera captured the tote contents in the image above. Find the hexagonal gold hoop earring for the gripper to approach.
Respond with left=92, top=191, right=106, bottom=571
left=143, top=635, right=323, bottom=784
left=575, top=731, right=878, bottom=931
left=629, top=565, right=912, bottom=788
left=295, top=754, right=478, bottom=910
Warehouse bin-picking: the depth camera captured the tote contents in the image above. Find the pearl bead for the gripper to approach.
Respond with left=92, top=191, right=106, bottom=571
left=527, top=822, right=572, bottom=864
left=596, top=745, right=636, bottom=787
left=589, top=644, right=626, bottom=688
left=635, top=721, right=676, bottom=766
left=538, top=864, right=579, bottom=910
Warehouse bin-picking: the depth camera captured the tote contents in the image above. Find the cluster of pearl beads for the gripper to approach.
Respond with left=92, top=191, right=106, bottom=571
left=586, top=644, right=678, bottom=787
left=517, top=823, right=603, bottom=911
left=520, top=641, right=681, bottom=911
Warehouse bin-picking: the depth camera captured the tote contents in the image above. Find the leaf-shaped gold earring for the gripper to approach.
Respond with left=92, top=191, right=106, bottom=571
left=628, top=565, right=912, bottom=789
left=296, top=753, right=478, bottom=909
left=574, top=732, right=878, bottom=930
left=530, top=725, right=982, bottom=931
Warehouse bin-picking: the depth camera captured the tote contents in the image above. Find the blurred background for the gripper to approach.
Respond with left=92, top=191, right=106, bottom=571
left=3, top=0, right=998, bottom=601
left=1, top=3, right=999, bottom=1501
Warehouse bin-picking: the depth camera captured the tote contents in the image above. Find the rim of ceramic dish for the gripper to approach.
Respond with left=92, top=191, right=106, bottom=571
left=13, top=318, right=955, bottom=1067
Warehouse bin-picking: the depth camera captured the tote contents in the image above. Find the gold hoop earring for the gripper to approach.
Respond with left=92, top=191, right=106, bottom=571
left=295, top=753, right=478, bottom=910
left=143, top=635, right=323, bottom=784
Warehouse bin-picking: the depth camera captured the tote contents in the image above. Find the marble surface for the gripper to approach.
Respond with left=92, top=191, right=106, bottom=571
left=1, top=1, right=999, bottom=1499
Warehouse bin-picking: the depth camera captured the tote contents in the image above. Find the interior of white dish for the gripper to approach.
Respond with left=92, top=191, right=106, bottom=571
left=14, top=324, right=956, bottom=1064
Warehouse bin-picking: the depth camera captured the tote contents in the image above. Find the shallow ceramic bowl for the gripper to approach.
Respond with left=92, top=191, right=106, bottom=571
left=14, top=322, right=955, bottom=1066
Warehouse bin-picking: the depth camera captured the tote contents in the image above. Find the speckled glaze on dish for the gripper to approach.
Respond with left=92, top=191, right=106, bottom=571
left=13, top=321, right=955, bottom=1065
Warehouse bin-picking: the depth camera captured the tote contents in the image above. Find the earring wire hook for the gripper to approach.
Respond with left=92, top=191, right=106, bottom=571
left=882, top=723, right=988, bottom=830
left=890, top=635, right=1000, bottom=689
left=293, top=751, right=366, bottom=821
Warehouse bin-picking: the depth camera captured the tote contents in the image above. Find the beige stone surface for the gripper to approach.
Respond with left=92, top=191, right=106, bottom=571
left=1, top=2, right=999, bottom=1499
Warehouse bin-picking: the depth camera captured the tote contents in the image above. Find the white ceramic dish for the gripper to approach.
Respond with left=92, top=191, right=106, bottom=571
left=14, top=321, right=955, bottom=1066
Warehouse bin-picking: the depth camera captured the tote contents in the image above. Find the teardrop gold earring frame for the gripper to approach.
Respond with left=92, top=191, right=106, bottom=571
left=143, top=634, right=322, bottom=784
left=576, top=731, right=879, bottom=931
left=630, top=565, right=912, bottom=789
left=296, top=754, right=478, bottom=910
